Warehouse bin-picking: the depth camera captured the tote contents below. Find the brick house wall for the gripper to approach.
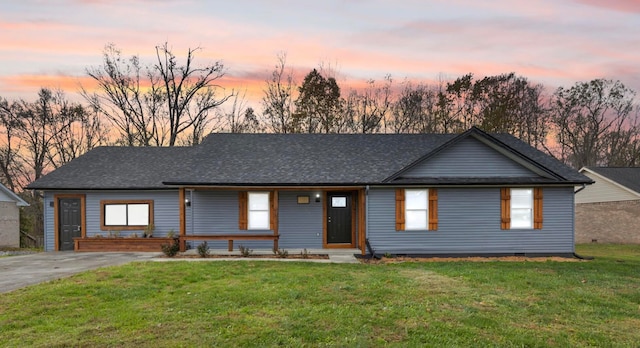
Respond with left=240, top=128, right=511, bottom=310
left=0, top=201, right=20, bottom=247
left=575, top=200, right=640, bottom=244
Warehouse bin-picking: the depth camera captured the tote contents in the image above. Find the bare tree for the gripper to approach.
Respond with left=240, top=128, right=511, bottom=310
left=84, top=44, right=163, bottom=146
left=262, top=53, right=296, bottom=133
left=344, top=76, right=392, bottom=133
left=389, top=81, right=444, bottom=134
left=0, top=98, right=24, bottom=191
left=48, top=98, right=109, bottom=169
left=84, top=42, right=230, bottom=146
left=155, top=42, right=229, bottom=145
left=473, top=73, right=549, bottom=148
left=550, top=79, right=638, bottom=168
left=16, top=89, right=81, bottom=185
left=221, top=90, right=262, bottom=133
left=445, top=73, right=479, bottom=130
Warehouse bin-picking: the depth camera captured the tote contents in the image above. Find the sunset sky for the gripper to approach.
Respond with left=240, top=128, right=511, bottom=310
left=1, top=0, right=639, bottom=110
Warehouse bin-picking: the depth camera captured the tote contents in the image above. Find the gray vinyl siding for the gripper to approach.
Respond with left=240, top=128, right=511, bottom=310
left=367, top=187, right=575, bottom=254
left=188, top=190, right=273, bottom=249
left=187, top=190, right=323, bottom=249
left=43, top=190, right=180, bottom=251
left=278, top=191, right=323, bottom=248
left=402, top=137, right=535, bottom=177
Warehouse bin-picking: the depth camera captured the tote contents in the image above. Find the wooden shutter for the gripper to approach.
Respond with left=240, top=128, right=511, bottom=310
left=500, top=188, right=511, bottom=230
left=533, top=187, right=543, bottom=230
left=428, top=189, right=438, bottom=230
left=395, top=189, right=405, bottom=231
left=269, top=191, right=278, bottom=231
left=238, top=192, right=248, bottom=230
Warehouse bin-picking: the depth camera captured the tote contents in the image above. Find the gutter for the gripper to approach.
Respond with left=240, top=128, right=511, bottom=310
left=574, top=184, right=587, bottom=194
left=572, top=183, right=594, bottom=260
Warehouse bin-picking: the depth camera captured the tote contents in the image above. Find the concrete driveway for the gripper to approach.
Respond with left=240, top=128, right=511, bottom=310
left=0, top=252, right=159, bottom=293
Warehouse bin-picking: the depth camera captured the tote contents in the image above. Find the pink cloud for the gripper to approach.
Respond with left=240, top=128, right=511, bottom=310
left=573, top=0, right=640, bottom=13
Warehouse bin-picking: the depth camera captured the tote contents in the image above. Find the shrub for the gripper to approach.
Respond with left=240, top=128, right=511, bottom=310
left=238, top=245, right=252, bottom=257
left=161, top=238, right=180, bottom=257
left=300, top=248, right=310, bottom=259
left=273, top=248, right=289, bottom=258
left=197, top=242, right=210, bottom=258
left=144, top=224, right=154, bottom=237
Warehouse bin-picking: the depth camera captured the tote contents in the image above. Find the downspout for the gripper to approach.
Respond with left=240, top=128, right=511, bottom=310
left=572, top=183, right=594, bottom=260
left=365, top=185, right=369, bottom=253
left=574, top=184, right=587, bottom=194
left=364, top=185, right=380, bottom=259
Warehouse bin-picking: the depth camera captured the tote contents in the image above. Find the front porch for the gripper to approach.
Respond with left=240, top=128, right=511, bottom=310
left=177, top=187, right=368, bottom=255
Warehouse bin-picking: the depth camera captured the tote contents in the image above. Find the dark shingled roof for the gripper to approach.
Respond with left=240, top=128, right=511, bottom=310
left=27, top=146, right=192, bottom=190
left=27, top=128, right=592, bottom=190
left=168, top=133, right=454, bottom=185
left=585, top=167, right=640, bottom=194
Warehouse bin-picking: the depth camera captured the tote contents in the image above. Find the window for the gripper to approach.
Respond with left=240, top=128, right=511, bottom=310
left=510, top=189, right=533, bottom=229
left=331, top=196, right=347, bottom=208
left=396, top=188, right=438, bottom=231
left=101, top=200, right=153, bottom=230
left=501, top=188, right=543, bottom=230
left=405, top=189, right=428, bottom=230
left=248, top=192, right=270, bottom=229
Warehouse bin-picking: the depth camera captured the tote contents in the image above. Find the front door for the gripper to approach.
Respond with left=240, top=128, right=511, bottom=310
left=326, top=192, right=353, bottom=245
left=59, top=198, right=81, bottom=251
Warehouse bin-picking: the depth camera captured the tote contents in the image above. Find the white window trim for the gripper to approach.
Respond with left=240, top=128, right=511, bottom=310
left=510, top=188, right=533, bottom=229
left=405, top=189, right=429, bottom=230
left=248, top=192, right=270, bottom=230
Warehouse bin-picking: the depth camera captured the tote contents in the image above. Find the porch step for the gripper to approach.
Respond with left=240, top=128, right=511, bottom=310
left=180, top=248, right=360, bottom=263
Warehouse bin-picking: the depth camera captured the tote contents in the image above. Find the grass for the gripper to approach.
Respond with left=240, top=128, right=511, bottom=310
left=1, top=245, right=639, bottom=347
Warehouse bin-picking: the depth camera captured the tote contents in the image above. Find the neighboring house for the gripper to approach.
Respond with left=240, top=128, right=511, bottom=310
left=27, top=127, right=591, bottom=256
left=0, top=183, right=29, bottom=248
left=575, top=167, right=640, bottom=244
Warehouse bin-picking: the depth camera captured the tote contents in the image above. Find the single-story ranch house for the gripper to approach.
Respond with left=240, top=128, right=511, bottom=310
left=0, top=182, right=29, bottom=248
left=575, top=167, right=640, bottom=244
left=27, top=127, right=592, bottom=256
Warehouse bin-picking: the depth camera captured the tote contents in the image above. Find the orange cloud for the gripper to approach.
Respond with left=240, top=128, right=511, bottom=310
left=0, top=74, right=96, bottom=101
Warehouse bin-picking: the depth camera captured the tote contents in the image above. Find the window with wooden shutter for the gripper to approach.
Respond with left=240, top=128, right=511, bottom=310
left=398, top=188, right=436, bottom=231
left=428, top=189, right=438, bottom=230
left=238, top=192, right=248, bottom=230
left=533, top=187, right=543, bottom=229
left=501, top=188, right=542, bottom=230
left=500, top=188, right=511, bottom=230
left=395, top=189, right=405, bottom=231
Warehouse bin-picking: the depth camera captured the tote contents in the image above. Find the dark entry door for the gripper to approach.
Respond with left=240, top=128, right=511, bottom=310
left=59, top=198, right=81, bottom=251
left=326, top=192, right=352, bottom=244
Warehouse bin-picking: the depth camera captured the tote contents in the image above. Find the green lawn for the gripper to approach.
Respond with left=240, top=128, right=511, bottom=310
left=1, top=245, right=639, bottom=347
